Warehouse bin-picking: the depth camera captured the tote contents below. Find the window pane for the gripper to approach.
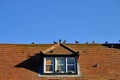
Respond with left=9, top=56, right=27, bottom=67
left=67, top=57, right=76, bottom=73
left=56, top=57, right=65, bottom=73
left=56, top=58, right=64, bottom=64
left=46, top=65, right=53, bottom=71
left=46, top=58, right=53, bottom=64
left=56, top=65, right=64, bottom=72
left=44, top=57, right=54, bottom=73
left=67, top=58, right=75, bottom=64
left=68, top=65, right=75, bottom=73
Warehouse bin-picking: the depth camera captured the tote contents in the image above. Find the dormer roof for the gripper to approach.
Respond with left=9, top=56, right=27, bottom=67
left=41, top=43, right=80, bottom=56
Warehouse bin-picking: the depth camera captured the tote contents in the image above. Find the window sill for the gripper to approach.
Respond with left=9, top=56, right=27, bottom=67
left=38, top=74, right=81, bottom=77
left=42, top=73, right=77, bottom=75
left=38, top=63, right=81, bottom=77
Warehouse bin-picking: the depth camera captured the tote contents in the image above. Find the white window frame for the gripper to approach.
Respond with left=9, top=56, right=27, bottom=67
left=55, top=57, right=65, bottom=73
left=44, top=57, right=54, bottom=73
left=43, top=57, right=77, bottom=74
left=66, top=57, right=76, bottom=73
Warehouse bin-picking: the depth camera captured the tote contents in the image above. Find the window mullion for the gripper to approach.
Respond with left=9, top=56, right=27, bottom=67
left=44, top=58, right=46, bottom=73
left=66, top=57, right=67, bottom=73
left=53, top=57, right=55, bottom=73
left=55, top=57, right=57, bottom=72
left=74, top=57, right=77, bottom=73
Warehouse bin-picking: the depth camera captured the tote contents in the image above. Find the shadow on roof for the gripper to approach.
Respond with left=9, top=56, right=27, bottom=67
left=102, top=44, right=120, bottom=49
left=14, top=53, right=43, bottom=74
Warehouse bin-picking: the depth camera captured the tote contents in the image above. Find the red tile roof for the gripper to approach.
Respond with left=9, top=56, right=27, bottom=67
left=0, top=43, right=120, bottom=80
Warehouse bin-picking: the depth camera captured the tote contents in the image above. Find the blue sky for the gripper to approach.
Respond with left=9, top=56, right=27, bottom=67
left=0, top=0, right=120, bottom=44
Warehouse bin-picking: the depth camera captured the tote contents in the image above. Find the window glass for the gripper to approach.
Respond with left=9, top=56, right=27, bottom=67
left=56, top=57, right=64, bottom=64
left=46, top=58, right=53, bottom=64
left=67, top=58, right=74, bottom=64
left=56, top=65, right=64, bottom=72
left=68, top=65, right=75, bottom=72
left=44, top=57, right=54, bottom=73
left=67, top=57, right=76, bottom=73
left=44, top=57, right=77, bottom=74
left=46, top=65, right=53, bottom=71
left=56, top=57, right=65, bottom=73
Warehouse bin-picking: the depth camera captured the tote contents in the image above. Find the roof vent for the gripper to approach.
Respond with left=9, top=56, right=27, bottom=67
left=92, top=63, right=99, bottom=67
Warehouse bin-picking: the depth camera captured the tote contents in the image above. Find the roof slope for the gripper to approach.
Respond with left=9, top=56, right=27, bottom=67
left=0, top=44, right=120, bottom=80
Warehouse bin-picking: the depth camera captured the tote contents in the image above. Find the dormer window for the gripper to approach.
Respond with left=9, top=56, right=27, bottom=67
left=39, top=42, right=81, bottom=77
left=43, top=57, right=77, bottom=74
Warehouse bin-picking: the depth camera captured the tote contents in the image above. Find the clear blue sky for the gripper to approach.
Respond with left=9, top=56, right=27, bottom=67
left=0, top=0, right=120, bottom=44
